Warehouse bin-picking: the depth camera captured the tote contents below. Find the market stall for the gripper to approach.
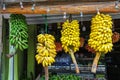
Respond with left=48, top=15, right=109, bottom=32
left=0, top=0, right=120, bottom=80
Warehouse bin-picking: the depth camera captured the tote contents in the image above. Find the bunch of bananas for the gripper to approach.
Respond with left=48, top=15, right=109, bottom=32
left=9, top=14, right=28, bottom=50
left=61, top=20, right=80, bottom=53
left=35, top=34, right=57, bottom=67
left=88, top=13, right=113, bottom=54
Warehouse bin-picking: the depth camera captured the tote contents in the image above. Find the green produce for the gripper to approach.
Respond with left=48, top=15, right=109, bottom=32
left=9, top=14, right=28, bottom=50
left=40, top=74, right=82, bottom=80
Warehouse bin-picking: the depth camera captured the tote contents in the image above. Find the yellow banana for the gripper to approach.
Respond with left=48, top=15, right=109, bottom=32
left=42, top=60, right=45, bottom=67
left=35, top=54, right=40, bottom=61
left=43, top=50, right=49, bottom=57
left=36, top=34, right=57, bottom=67
left=88, top=13, right=113, bottom=54
left=38, top=57, right=44, bottom=64
left=49, top=53, right=56, bottom=58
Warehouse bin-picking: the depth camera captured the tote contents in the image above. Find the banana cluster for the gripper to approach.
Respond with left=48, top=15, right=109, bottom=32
left=9, top=14, right=28, bottom=50
left=88, top=13, right=113, bottom=54
left=61, top=20, right=80, bottom=53
left=35, top=34, right=57, bottom=67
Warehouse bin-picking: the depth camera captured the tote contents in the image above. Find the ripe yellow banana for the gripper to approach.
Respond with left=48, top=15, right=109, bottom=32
left=88, top=13, right=113, bottom=54
left=35, top=34, right=57, bottom=67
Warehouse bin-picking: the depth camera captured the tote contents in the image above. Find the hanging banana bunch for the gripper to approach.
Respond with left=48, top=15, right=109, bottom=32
left=35, top=34, right=57, bottom=67
left=61, top=20, right=80, bottom=73
left=88, top=13, right=113, bottom=73
left=9, top=14, right=28, bottom=51
left=35, top=34, right=57, bottom=80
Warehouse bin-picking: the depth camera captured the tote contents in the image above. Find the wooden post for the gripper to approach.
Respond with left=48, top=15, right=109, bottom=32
left=0, top=15, right=3, bottom=80
left=27, top=25, right=36, bottom=79
left=44, top=67, right=49, bottom=80
left=0, top=1, right=120, bottom=14
left=69, top=49, right=80, bottom=74
left=91, top=52, right=101, bottom=73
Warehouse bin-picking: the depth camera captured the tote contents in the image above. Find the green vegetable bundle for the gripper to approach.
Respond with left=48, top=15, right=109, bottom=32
left=40, top=74, right=82, bottom=80
left=9, top=14, right=28, bottom=50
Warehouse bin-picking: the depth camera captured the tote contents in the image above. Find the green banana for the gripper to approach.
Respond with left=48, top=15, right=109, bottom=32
left=9, top=14, right=28, bottom=51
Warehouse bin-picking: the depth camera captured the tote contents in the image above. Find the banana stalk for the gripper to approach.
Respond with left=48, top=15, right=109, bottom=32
left=44, top=66, right=49, bottom=80
left=91, top=52, right=101, bottom=73
left=69, top=48, right=80, bottom=73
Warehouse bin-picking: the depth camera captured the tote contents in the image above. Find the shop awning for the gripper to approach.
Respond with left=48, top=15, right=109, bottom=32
left=0, top=1, right=120, bottom=14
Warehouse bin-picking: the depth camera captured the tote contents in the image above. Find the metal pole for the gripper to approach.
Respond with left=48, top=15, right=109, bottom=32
left=8, top=19, right=15, bottom=80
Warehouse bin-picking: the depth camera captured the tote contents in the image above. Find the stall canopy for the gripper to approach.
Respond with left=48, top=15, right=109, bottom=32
left=0, top=0, right=120, bottom=14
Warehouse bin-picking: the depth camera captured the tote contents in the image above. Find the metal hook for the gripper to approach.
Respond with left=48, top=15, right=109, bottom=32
left=31, top=0, right=35, bottom=11
left=80, top=12, right=83, bottom=25
left=80, top=12, right=86, bottom=31
left=47, top=7, right=50, bottom=14
left=115, top=1, right=119, bottom=9
left=96, top=8, right=100, bottom=14
left=80, top=12, right=83, bottom=17
left=31, top=3, right=36, bottom=11
left=3, top=3, right=6, bottom=10
left=20, top=1, right=24, bottom=9
left=63, top=12, right=67, bottom=19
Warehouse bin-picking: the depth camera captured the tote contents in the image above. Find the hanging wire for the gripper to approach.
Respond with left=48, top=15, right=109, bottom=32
left=45, top=15, right=48, bottom=33
left=112, top=19, right=115, bottom=31
left=69, top=14, right=72, bottom=22
left=45, top=7, right=50, bottom=33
